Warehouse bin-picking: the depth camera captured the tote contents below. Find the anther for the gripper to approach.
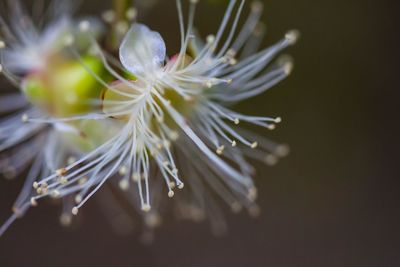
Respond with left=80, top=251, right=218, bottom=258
left=60, top=214, right=72, bottom=226
left=145, top=213, right=161, bottom=228
left=251, top=142, right=258, bottom=149
left=226, top=48, right=237, bottom=58
left=56, top=168, right=67, bottom=177
left=268, top=124, right=276, bottom=130
left=275, top=117, right=282, bottom=123
left=234, top=118, right=240, bottom=125
left=205, top=80, right=213, bottom=88
left=169, top=181, right=176, bottom=189
left=142, top=204, right=151, bottom=212
left=164, top=140, right=171, bottom=148
left=59, top=176, right=68, bottom=185
left=67, top=157, right=76, bottom=165
left=119, top=166, right=127, bottom=176
left=79, top=177, right=88, bottom=185
left=285, top=30, right=300, bottom=45
left=74, top=195, right=82, bottom=204
left=251, top=1, right=263, bottom=12
left=126, top=8, right=137, bottom=20
left=231, top=140, right=237, bottom=147
left=0, top=40, right=5, bottom=49
left=229, top=58, right=237, bottom=65
left=102, top=10, right=115, bottom=23
left=33, top=182, right=39, bottom=189
left=249, top=206, right=261, bottom=218
left=178, top=183, right=184, bottom=189
left=116, top=21, right=129, bottom=35
left=72, top=207, right=79, bottom=216
left=63, top=35, right=74, bottom=46
left=168, top=190, right=174, bottom=198
left=284, top=61, right=294, bottom=75
left=170, top=131, right=179, bottom=141
left=231, top=202, right=242, bottom=213
left=51, top=190, right=61, bottom=198
left=30, top=197, right=38, bottom=207
left=21, top=114, right=29, bottom=123
left=206, top=35, right=215, bottom=44
left=79, top=20, right=90, bottom=32
left=132, top=173, right=141, bottom=182
left=265, top=154, right=278, bottom=166
left=216, top=145, right=225, bottom=155
left=119, top=179, right=129, bottom=190
left=248, top=187, right=258, bottom=201
left=276, top=144, right=290, bottom=157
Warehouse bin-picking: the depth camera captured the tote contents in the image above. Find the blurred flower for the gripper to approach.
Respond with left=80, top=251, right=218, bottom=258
left=0, top=0, right=108, bottom=235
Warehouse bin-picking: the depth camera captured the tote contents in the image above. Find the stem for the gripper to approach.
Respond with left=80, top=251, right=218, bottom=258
left=113, top=0, right=130, bottom=22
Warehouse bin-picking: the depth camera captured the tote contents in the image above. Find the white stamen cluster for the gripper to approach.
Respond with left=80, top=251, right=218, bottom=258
left=0, top=0, right=297, bottom=237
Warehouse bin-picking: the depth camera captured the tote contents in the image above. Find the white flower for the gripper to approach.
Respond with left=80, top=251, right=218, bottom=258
left=0, top=0, right=74, bottom=73
left=0, top=0, right=102, bottom=236
left=0, top=0, right=298, bottom=237
left=19, top=0, right=297, bottom=235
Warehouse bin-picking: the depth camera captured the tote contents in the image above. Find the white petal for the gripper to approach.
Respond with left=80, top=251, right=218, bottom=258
left=119, top=24, right=166, bottom=75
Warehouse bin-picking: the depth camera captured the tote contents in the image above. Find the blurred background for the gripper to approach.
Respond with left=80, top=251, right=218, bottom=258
left=0, top=0, right=399, bottom=266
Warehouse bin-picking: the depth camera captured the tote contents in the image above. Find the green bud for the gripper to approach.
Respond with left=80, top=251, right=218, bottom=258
left=23, top=55, right=106, bottom=117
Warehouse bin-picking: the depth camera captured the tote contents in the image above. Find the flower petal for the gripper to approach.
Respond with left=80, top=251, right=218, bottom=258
left=119, top=24, right=166, bottom=75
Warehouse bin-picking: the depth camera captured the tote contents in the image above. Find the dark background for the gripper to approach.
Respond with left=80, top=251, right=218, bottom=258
left=1, top=0, right=399, bottom=266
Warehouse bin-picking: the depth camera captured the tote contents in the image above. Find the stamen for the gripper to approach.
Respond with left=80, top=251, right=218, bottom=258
left=79, top=20, right=90, bottom=32
left=142, top=204, right=151, bottom=212
left=249, top=205, right=261, bottom=217
left=30, top=197, right=38, bottom=207
left=74, top=194, right=82, bottom=204
left=60, top=214, right=72, bottom=226
left=285, top=30, right=300, bottom=45
left=118, top=166, right=128, bottom=175
left=63, top=34, right=75, bottom=46
left=33, top=182, right=39, bottom=189
left=206, top=35, right=215, bottom=44
left=102, top=10, right=115, bottom=23
left=216, top=145, right=225, bottom=155
left=248, top=187, right=258, bottom=201
left=21, top=114, right=29, bottom=123
left=56, top=168, right=67, bottom=177
left=275, top=144, right=290, bottom=157
left=265, top=154, right=278, bottom=166
left=126, top=8, right=137, bottom=21
left=67, top=157, right=77, bottom=165
left=71, top=207, right=79, bottom=216
left=119, top=179, right=129, bottom=190
left=231, top=202, right=242, bottom=213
